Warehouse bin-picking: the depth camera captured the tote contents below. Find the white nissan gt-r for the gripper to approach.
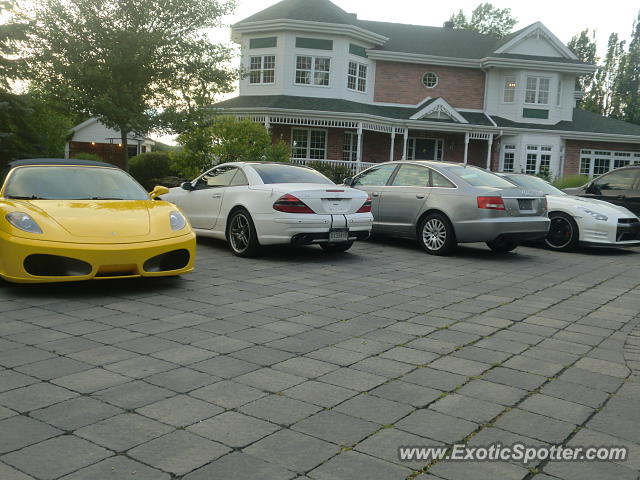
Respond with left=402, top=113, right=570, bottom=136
left=162, top=162, right=373, bottom=256
left=499, top=173, right=640, bottom=251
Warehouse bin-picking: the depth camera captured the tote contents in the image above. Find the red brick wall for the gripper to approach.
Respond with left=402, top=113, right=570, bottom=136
left=374, top=61, right=485, bottom=109
left=564, top=140, right=640, bottom=176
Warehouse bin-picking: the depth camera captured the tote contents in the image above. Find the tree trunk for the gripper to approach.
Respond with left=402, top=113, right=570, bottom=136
left=121, top=129, right=129, bottom=171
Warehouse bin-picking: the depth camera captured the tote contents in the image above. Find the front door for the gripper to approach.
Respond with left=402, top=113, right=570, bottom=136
left=414, top=139, right=437, bottom=160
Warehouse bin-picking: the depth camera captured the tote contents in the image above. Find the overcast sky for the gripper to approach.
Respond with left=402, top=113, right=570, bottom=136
left=155, top=0, right=640, bottom=144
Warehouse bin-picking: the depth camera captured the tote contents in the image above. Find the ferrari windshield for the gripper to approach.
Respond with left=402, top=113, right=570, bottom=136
left=503, top=174, right=566, bottom=196
left=3, top=166, right=149, bottom=200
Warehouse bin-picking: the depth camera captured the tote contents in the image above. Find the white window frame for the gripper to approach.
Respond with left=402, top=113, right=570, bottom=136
left=347, top=60, right=367, bottom=93
left=524, top=145, right=553, bottom=175
left=503, top=76, right=516, bottom=103
left=407, top=137, right=444, bottom=161
left=525, top=76, right=551, bottom=105
left=343, top=131, right=358, bottom=162
left=580, top=149, right=640, bottom=178
left=422, top=72, right=439, bottom=89
left=249, top=55, right=276, bottom=85
left=291, top=128, right=328, bottom=159
left=294, top=55, right=331, bottom=87
left=501, top=144, right=516, bottom=172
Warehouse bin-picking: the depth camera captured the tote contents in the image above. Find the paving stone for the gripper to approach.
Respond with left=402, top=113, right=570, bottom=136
left=272, top=357, right=339, bottom=378
left=15, top=356, right=92, bottom=380
left=558, top=367, right=624, bottom=393
left=104, top=356, right=175, bottom=379
left=145, top=367, right=219, bottom=393
left=430, top=393, right=504, bottom=423
left=128, top=430, right=231, bottom=476
left=188, top=411, right=279, bottom=447
left=137, top=394, right=223, bottom=427
left=397, top=409, right=478, bottom=443
left=402, top=367, right=467, bottom=391
left=574, top=357, right=629, bottom=378
left=150, top=345, right=215, bottom=365
left=502, top=355, right=564, bottom=377
left=482, top=367, right=547, bottom=390
left=292, top=410, right=378, bottom=446
left=0, top=383, right=77, bottom=413
left=75, top=413, right=172, bottom=451
left=351, top=356, right=414, bottom=378
left=191, top=355, right=260, bottom=378
left=53, top=368, right=130, bottom=393
left=317, top=368, right=387, bottom=391
left=30, top=396, right=121, bottom=430
left=335, top=394, right=414, bottom=424
left=0, top=346, right=55, bottom=368
left=283, top=380, right=358, bottom=408
left=0, top=370, right=38, bottom=393
left=308, top=450, right=410, bottom=480
left=495, top=409, right=576, bottom=443
left=183, top=452, right=297, bottom=480
left=520, top=394, right=594, bottom=424
left=235, top=367, right=306, bottom=392
left=306, top=347, right=369, bottom=366
left=370, top=380, right=442, bottom=407
left=428, top=356, right=490, bottom=376
left=380, top=346, right=438, bottom=365
left=0, top=462, right=34, bottom=480
left=240, top=394, right=322, bottom=425
left=2, top=435, right=110, bottom=480
left=355, top=427, right=435, bottom=469
left=190, top=380, right=266, bottom=408
left=0, top=416, right=61, bottom=454
left=543, top=460, right=637, bottom=480
left=59, top=456, right=170, bottom=480
left=540, top=380, right=609, bottom=409
left=92, top=380, right=174, bottom=409
left=430, top=459, right=529, bottom=480
left=67, top=345, right=137, bottom=366
left=245, top=429, right=339, bottom=473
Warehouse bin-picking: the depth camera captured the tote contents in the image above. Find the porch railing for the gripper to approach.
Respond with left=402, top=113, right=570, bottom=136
left=290, top=158, right=378, bottom=175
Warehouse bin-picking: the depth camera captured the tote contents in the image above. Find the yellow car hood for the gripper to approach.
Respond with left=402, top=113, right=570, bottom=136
left=1, top=199, right=189, bottom=244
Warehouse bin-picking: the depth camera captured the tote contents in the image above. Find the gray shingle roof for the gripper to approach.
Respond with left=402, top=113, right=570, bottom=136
left=237, top=0, right=357, bottom=26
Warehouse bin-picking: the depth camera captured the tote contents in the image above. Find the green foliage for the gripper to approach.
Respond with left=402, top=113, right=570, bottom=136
left=568, top=29, right=598, bottom=104
left=70, top=152, right=103, bottom=162
left=446, top=3, right=517, bottom=38
left=171, top=117, right=290, bottom=179
left=25, top=0, right=238, bottom=169
left=615, top=12, right=640, bottom=124
left=129, top=152, right=176, bottom=189
left=552, top=175, right=590, bottom=189
left=0, top=0, right=27, bottom=87
left=307, top=162, right=353, bottom=184
left=536, top=167, right=552, bottom=183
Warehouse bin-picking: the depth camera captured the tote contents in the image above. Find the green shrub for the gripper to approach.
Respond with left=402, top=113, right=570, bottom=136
left=306, top=162, right=353, bottom=184
left=553, top=174, right=590, bottom=189
left=71, top=152, right=104, bottom=162
left=129, top=152, right=176, bottom=190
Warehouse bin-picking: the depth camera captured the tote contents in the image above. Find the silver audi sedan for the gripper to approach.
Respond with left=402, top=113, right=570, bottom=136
left=346, top=161, right=550, bottom=255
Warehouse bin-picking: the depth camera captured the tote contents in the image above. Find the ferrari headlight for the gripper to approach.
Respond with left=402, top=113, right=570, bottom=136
left=169, top=211, right=187, bottom=231
left=6, top=212, right=43, bottom=234
left=579, top=207, right=608, bottom=221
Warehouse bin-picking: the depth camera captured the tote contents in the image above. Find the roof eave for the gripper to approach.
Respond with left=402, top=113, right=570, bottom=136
left=481, top=57, right=596, bottom=74
left=366, top=50, right=480, bottom=68
left=231, top=19, right=389, bottom=45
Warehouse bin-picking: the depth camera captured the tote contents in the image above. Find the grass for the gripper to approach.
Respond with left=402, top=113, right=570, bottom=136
left=552, top=174, right=590, bottom=189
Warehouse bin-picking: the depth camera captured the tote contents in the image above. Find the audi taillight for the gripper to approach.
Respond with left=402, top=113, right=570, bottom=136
left=357, top=195, right=372, bottom=213
left=273, top=194, right=315, bottom=214
left=477, top=196, right=506, bottom=210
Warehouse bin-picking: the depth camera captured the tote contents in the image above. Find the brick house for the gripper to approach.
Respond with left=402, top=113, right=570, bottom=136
left=214, top=0, right=640, bottom=178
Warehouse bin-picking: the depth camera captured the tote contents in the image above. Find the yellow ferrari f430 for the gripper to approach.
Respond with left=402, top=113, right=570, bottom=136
left=0, top=159, right=196, bottom=283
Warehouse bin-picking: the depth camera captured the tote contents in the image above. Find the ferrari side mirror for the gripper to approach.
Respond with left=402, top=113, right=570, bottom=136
left=150, top=185, right=170, bottom=199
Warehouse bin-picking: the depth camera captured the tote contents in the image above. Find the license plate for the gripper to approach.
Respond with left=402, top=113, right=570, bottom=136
left=329, top=228, right=349, bottom=242
left=518, top=199, right=534, bottom=211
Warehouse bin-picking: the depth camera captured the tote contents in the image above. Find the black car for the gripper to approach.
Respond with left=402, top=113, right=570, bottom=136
left=565, top=166, right=640, bottom=216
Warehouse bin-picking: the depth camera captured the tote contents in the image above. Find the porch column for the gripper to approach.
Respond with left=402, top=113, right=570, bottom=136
left=356, top=122, right=363, bottom=173
left=401, top=129, right=408, bottom=160
left=389, top=130, right=396, bottom=162
left=463, top=132, right=470, bottom=165
left=264, top=115, right=271, bottom=130
left=485, top=134, right=493, bottom=170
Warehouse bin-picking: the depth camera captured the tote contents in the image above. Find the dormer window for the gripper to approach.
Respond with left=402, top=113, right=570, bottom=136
left=347, top=61, right=367, bottom=93
left=503, top=76, right=516, bottom=103
left=249, top=55, right=275, bottom=84
left=295, top=55, right=330, bottom=86
left=525, top=76, right=550, bottom=105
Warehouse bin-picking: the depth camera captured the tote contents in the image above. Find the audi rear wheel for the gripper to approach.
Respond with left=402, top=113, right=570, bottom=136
left=418, top=213, right=456, bottom=256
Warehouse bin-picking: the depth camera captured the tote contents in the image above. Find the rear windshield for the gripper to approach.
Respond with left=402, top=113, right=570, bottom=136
left=443, top=165, right=516, bottom=188
left=252, top=164, right=334, bottom=185
left=505, top=175, right=565, bottom=196
left=3, top=166, right=149, bottom=200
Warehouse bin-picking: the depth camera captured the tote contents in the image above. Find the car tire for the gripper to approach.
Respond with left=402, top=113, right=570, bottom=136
left=486, top=239, right=518, bottom=253
left=418, top=213, right=457, bottom=256
left=227, top=209, right=260, bottom=257
left=545, top=212, right=579, bottom=251
left=320, top=241, right=354, bottom=253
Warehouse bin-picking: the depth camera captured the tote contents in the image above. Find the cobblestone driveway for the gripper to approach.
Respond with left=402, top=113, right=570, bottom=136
left=1, top=237, right=639, bottom=480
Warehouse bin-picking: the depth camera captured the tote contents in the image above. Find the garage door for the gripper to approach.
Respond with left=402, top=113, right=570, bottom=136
left=580, top=149, right=640, bottom=177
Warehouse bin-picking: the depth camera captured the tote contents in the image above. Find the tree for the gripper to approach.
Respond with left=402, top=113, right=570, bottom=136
left=587, top=33, right=626, bottom=117
left=568, top=29, right=598, bottom=100
left=446, top=3, right=517, bottom=38
left=170, top=117, right=290, bottom=179
left=615, top=11, right=640, bottom=124
left=25, top=0, right=237, bottom=170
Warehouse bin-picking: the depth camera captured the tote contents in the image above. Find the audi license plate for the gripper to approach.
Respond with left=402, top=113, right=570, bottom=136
left=329, top=228, right=349, bottom=243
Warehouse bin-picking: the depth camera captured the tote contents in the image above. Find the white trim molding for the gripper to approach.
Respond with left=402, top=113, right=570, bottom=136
left=410, top=98, right=469, bottom=123
left=494, top=22, right=578, bottom=60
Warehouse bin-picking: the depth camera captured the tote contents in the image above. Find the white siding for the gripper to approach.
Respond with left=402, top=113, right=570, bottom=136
left=507, top=36, right=565, bottom=58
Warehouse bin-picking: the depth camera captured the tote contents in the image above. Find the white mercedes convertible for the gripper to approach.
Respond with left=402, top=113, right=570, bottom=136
left=499, top=173, right=640, bottom=251
left=162, top=162, right=373, bottom=256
